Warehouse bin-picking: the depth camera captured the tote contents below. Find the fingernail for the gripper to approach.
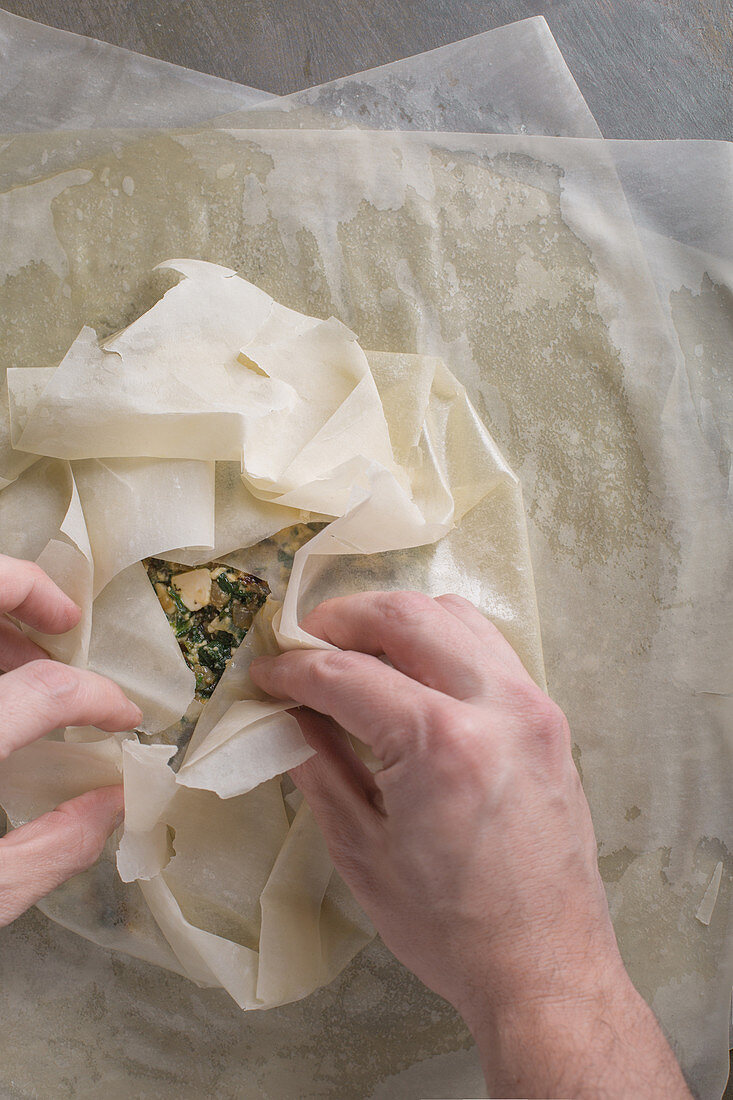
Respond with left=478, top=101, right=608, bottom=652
left=61, top=596, right=83, bottom=622
left=250, top=656, right=270, bottom=668
left=128, top=704, right=143, bottom=726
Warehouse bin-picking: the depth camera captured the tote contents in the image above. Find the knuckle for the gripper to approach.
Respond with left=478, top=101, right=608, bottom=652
left=311, top=595, right=345, bottom=619
left=20, top=659, right=82, bottom=703
left=387, top=703, right=488, bottom=787
left=435, top=705, right=483, bottom=750
left=3, top=558, right=41, bottom=586
left=1, top=560, right=44, bottom=606
left=307, top=649, right=360, bottom=686
left=436, top=592, right=469, bottom=610
left=377, top=590, right=435, bottom=627
left=21, top=560, right=46, bottom=583
left=49, top=808, right=98, bottom=872
left=513, top=683, right=568, bottom=742
left=416, top=698, right=480, bottom=756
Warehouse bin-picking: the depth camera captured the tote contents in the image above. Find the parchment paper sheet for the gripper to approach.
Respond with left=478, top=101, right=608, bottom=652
left=0, top=14, right=730, bottom=1100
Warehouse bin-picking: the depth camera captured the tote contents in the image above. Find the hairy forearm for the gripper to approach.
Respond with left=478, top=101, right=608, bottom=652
left=467, top=972, right=693, bottom=1100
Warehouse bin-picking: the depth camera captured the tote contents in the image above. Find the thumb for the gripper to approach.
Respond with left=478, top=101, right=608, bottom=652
left=289, top=708, right=382, bottom=850
left=0, top=784, right=123, bottom=927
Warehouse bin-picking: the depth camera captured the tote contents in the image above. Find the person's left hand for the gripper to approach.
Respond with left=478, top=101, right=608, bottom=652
left=0, top=554, right=141, bottom=927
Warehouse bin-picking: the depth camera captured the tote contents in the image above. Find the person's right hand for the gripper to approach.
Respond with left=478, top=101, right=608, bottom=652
left=0, top=554, right=141, bottom=928
left=251, top=590, right=692, bottom=1099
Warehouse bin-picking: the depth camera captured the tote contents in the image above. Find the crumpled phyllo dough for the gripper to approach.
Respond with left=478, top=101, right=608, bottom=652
left=9, top=259, right=401, bottom=508
left=0, top=261, right=542, bottom=1009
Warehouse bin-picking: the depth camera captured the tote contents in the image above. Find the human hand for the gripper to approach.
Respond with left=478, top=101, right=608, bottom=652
left=250, top=590, right=691, bottom=1099
left=0, top=554, right=141, bottom=927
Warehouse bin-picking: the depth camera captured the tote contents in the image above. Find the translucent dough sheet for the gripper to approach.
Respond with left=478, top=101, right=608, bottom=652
left=0, top=6, right=273, bottom=132
left=0, top=14, right=730, bottom=1100
left=0, top=15, right=599, bottom=197
left=213, top=16, right=601, bottom=138
left=0, top=13, right=597, bottom=138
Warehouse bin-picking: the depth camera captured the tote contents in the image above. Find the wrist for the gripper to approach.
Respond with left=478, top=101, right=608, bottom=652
left=456, top=925, right=628, bottom=1036
left=462, top=959, right=691, bottom=1100
left=472, top=962, right=631, bottom=1087
left=462, top=945, right=630, bottom=1051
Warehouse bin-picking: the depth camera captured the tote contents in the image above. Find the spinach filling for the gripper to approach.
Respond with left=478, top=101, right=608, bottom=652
left=144, top=558, right=270, bottom=699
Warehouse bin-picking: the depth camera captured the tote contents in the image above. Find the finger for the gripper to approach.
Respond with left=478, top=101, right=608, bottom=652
left=0, top=785, right=123, bottom=928
left=250, top=648, right=453, bottom=766
left=298, top=590, right=504, bottom=700
left=290, top=708, right=383, bottom=815
left=434, top=593, right=531, bottom=679
left=289, top=709, right=384, bottom=890
left=0, top=555, right=81, bottom=634
left=0, top=615, right=49, bottom=672
left=0, top=660, right=143, bottom=761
